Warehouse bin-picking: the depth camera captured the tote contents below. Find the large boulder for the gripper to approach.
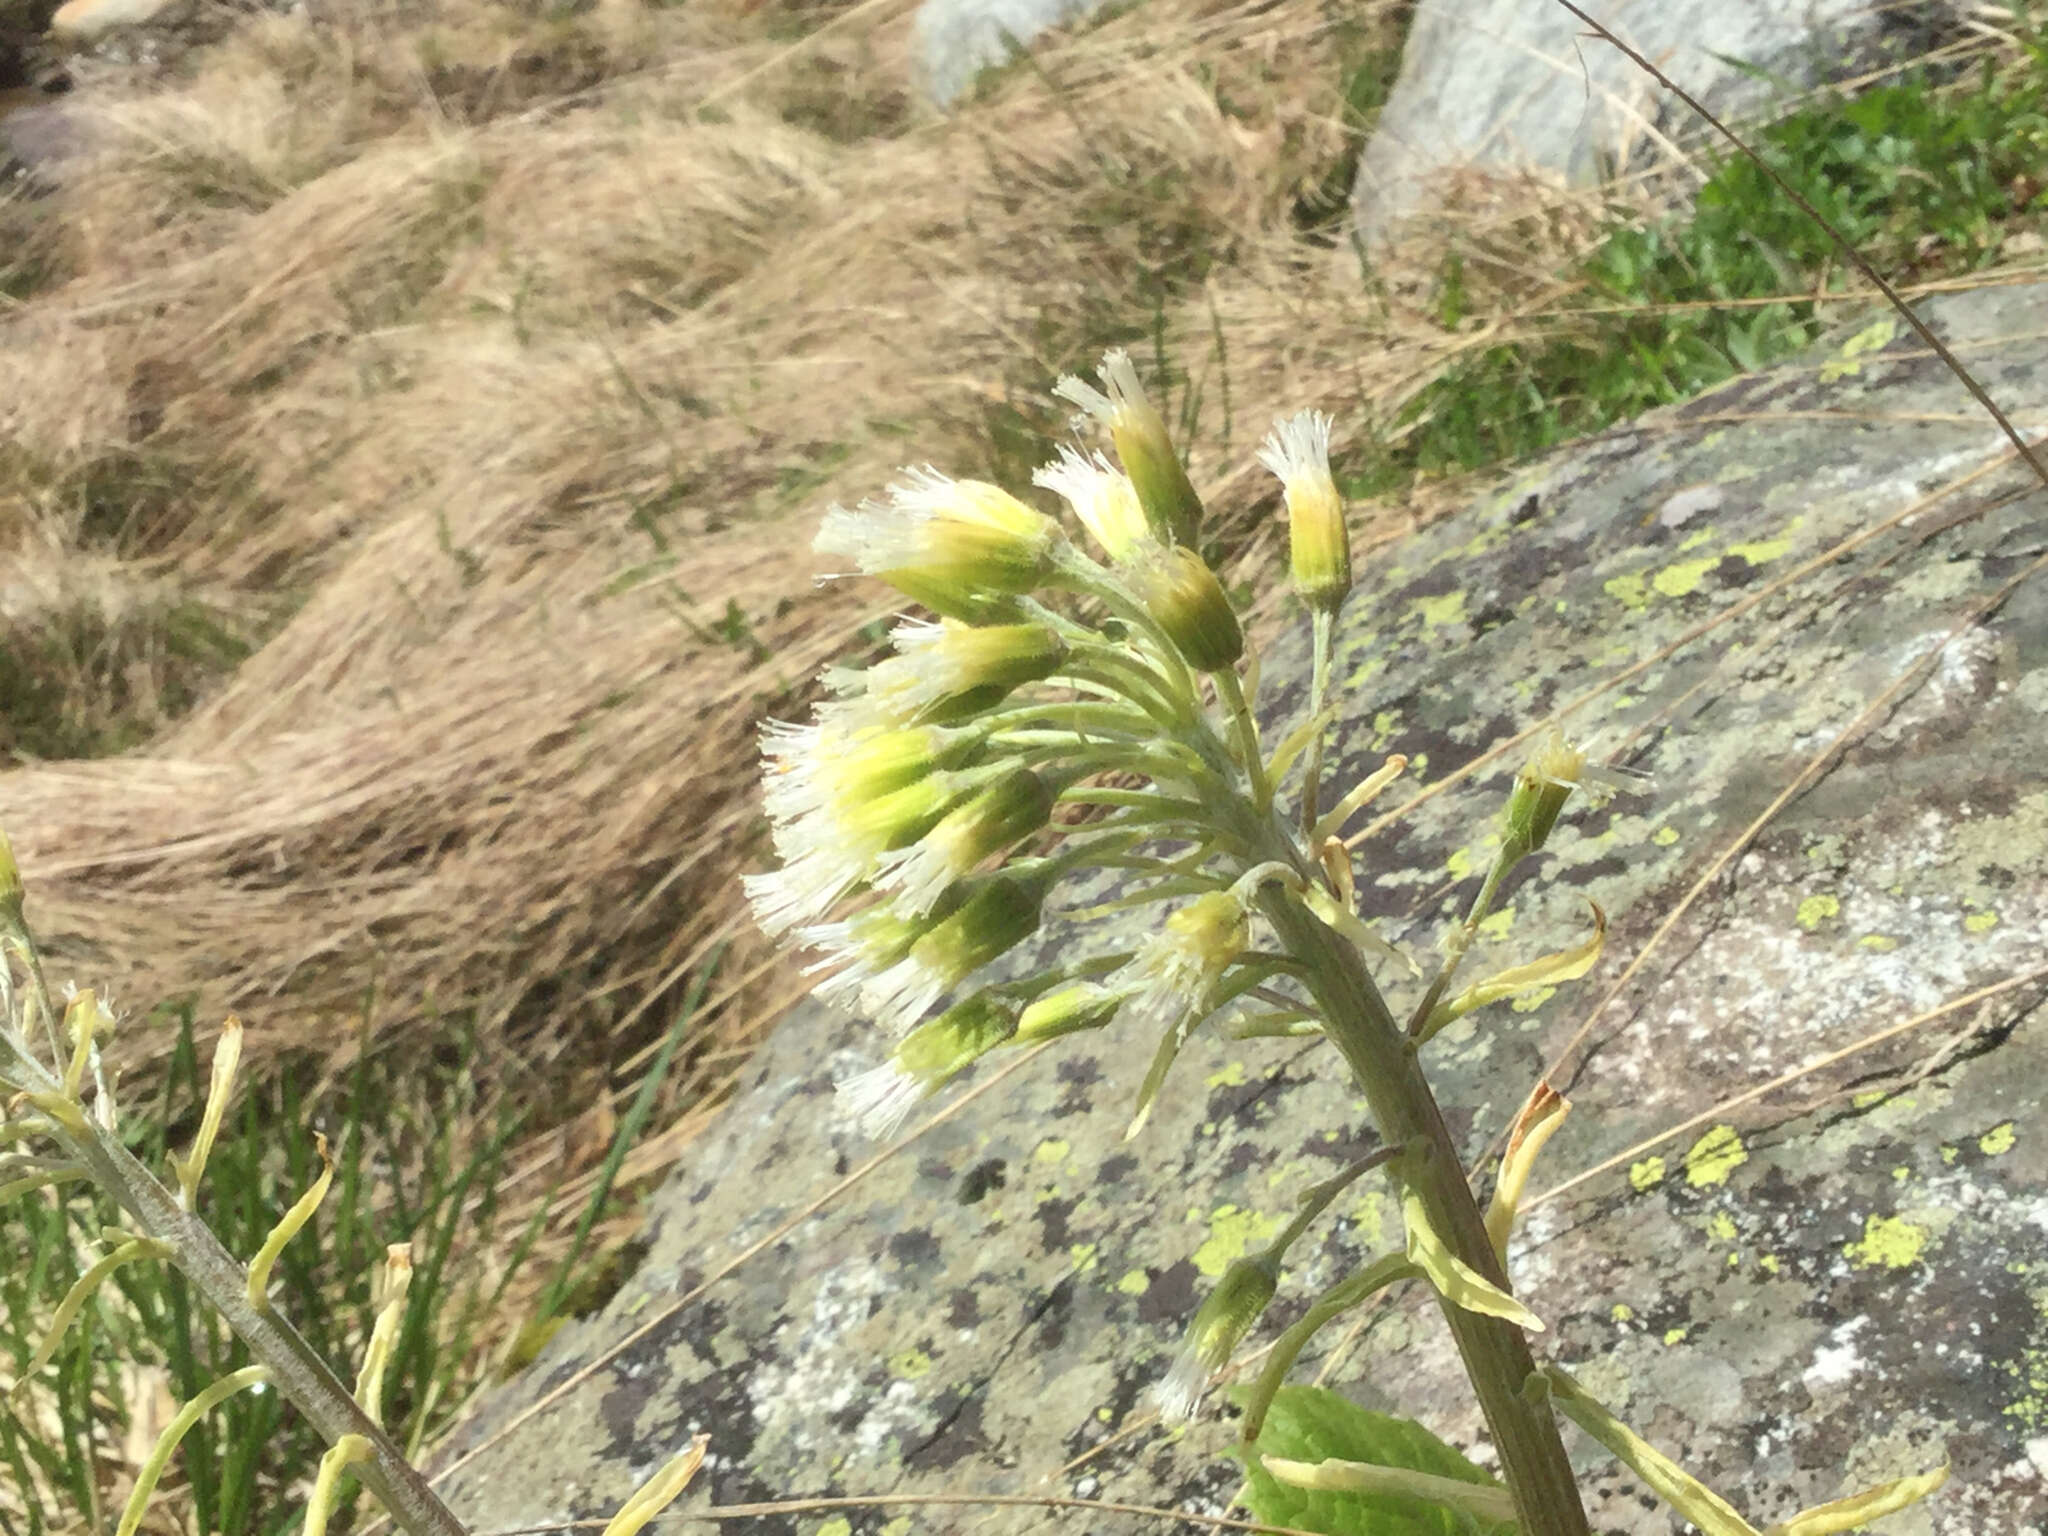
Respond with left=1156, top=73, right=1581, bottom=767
left=1352, top=0, right=1960, bottom=254
left=434, top=281, right=2048, bottom=1534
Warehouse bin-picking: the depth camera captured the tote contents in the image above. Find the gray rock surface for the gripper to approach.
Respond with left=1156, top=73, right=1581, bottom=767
left=1352, top=0, right=1954, bottom=253
left=912, top=0, right=1117, bottom=106
left=436, top=282, right=2048, bottom=1534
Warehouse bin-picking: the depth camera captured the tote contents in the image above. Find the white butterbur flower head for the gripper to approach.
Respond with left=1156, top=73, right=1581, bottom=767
left=1500, top=732, right=1647, bottom=866
left=1156, top=1255, right=1279, bottom=1422
left=858, top=868, right=1050, bottom=1030
left=1032, top=446, right=1153, bottom=563
left=758, top=709, right=974, bottom=830
left=836, top=994, right=1020, bottom=1139
left=860, top=618, right=1067, bottom=722
left=834, top=1060, right=926, bottom=1142
left=799, top=904, right=941, bottom=1010
left=872, top=768, right=1053, bottom=917
left=815, top=468, right=1060, bottom=619
left=1117, top=889, right=1248, bottom=1026
left=1053, top=349, right=1203, bottom=547
left=1258, top=410, right=1350, bottom=613
left=746, top=771, right=970, bottom=935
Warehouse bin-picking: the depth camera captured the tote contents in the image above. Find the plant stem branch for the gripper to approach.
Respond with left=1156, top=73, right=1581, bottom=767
left=1257, top=890, right=1590, bottom=1536
left=1301, top=608, right=1334, bottom=836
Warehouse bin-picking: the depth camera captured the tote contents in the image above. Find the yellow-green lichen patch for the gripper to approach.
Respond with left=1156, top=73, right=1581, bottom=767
left=1034, top=1137, right=1070, bottom=1164
left=1845, top=1214, right=1928, bottom=1270
left=879, top=1519, right=912, bottom=1536
left=1350, top=1189, right=1387, bottom=1248
left=1685, top=1125, right=1748, bottom=1189
left=2003, top=1288, right=2048, bottom=1430
left=1966, top=909, right=2001, bottom=934
left=1652, top=825, right=1680, bottom=846
left=1859, top=934, right=1899, bottom=952
left=1069, top=1243, right=1099, bottom=1273
left=886, top=1349, right=932, bottom=1380
left=1204, top=1061, right=1247, bottom=1090
left=1343, top=652, right=1385, bottom=691
left=1652, top=558, right=1719, bottom=599
left=1759, top=1254, right=1781, bottom=1274
left=1853, top=1090, right=1888, bottom=1110
left=1892, top=1166, right=1912, bottom=1183
left=1410, top=590, right=1467, bottom=629
left=1192, top=1205, right=1281, bottom=1278
left=1678, top=527, right=1715, bottom=552
left=816, top=1518, right=854, bottom=1536
left=1818, top=316, right=1898, bottom=381
left=1725, top=528, right=1798, bottom=566
left=1611, top=1303, right=1635, bottom=1323
left=1604, top=571, right=1649, bottom=611
left=1629, top=1156, right=1666, bottom=1193
left=1445, top=845, right=1477, bottom=880
left=1981, top=1122, right=2018, bottom=1156
left=1663, top=1327, right=1689, bottom=1346
left=1795, top=893, right=1840, bottom=931
left=1476, top=907, right=1515, bottom=940
left=1707, top=1211, right=1737, bottom=1241
left=1116, top=1268, right=1150, bottom=1296
left=1370, top=710, right=1402, bottom=750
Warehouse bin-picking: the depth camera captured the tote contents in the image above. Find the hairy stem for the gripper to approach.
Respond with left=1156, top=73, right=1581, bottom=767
left=1257, top=890, right=1591, bottom=1536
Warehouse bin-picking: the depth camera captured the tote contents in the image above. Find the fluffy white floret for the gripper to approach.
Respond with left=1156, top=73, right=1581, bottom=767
left=1256, top=409, right=1334, bottom=486
left=835, top=1061, right=928, bottom=1141
left=1152, top=1342, right=1209, bottom=1424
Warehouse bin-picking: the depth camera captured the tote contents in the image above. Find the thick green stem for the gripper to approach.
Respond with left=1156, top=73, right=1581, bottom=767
left=1257, top=891, right=1591, bottom=1536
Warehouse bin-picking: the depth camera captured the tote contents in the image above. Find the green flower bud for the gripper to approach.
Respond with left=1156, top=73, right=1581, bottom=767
left=839, top=993, right=1020, bottom=1138
left=1014, top=982, right=1122, bottom=1043
left=1054, top=350, right=1204, bottom=546
left=1500, top=732, right=1589, bottom=866
left=859, top=868, right=1051, bottom=1030
left=1258, top=410, right=1351, bottom=613
left=1156, top=1254, right=1279, bottom=1421
left=878, top=768, right=1055, bottom=915
left=1129, top=546, right=1243, bottom=673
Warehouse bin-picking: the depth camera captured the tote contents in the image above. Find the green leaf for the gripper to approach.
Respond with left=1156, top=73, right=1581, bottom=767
left=1235, top=1385, right=1515, bottom=1536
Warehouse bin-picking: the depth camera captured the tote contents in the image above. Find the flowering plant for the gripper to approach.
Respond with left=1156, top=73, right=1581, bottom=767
left=747, top=350, right=1948, bottom=1536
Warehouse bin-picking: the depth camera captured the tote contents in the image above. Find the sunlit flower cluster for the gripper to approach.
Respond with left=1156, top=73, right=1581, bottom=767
left=748, top=351, right=1369, bottom=1150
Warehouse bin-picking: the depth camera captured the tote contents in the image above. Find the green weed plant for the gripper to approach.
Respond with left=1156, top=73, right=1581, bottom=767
left=1385, top=33, right=2048, bottom=480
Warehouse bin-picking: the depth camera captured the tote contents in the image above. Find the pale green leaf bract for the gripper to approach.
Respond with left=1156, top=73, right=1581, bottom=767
left=1234, top=1385, right=1516, bottom=1536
